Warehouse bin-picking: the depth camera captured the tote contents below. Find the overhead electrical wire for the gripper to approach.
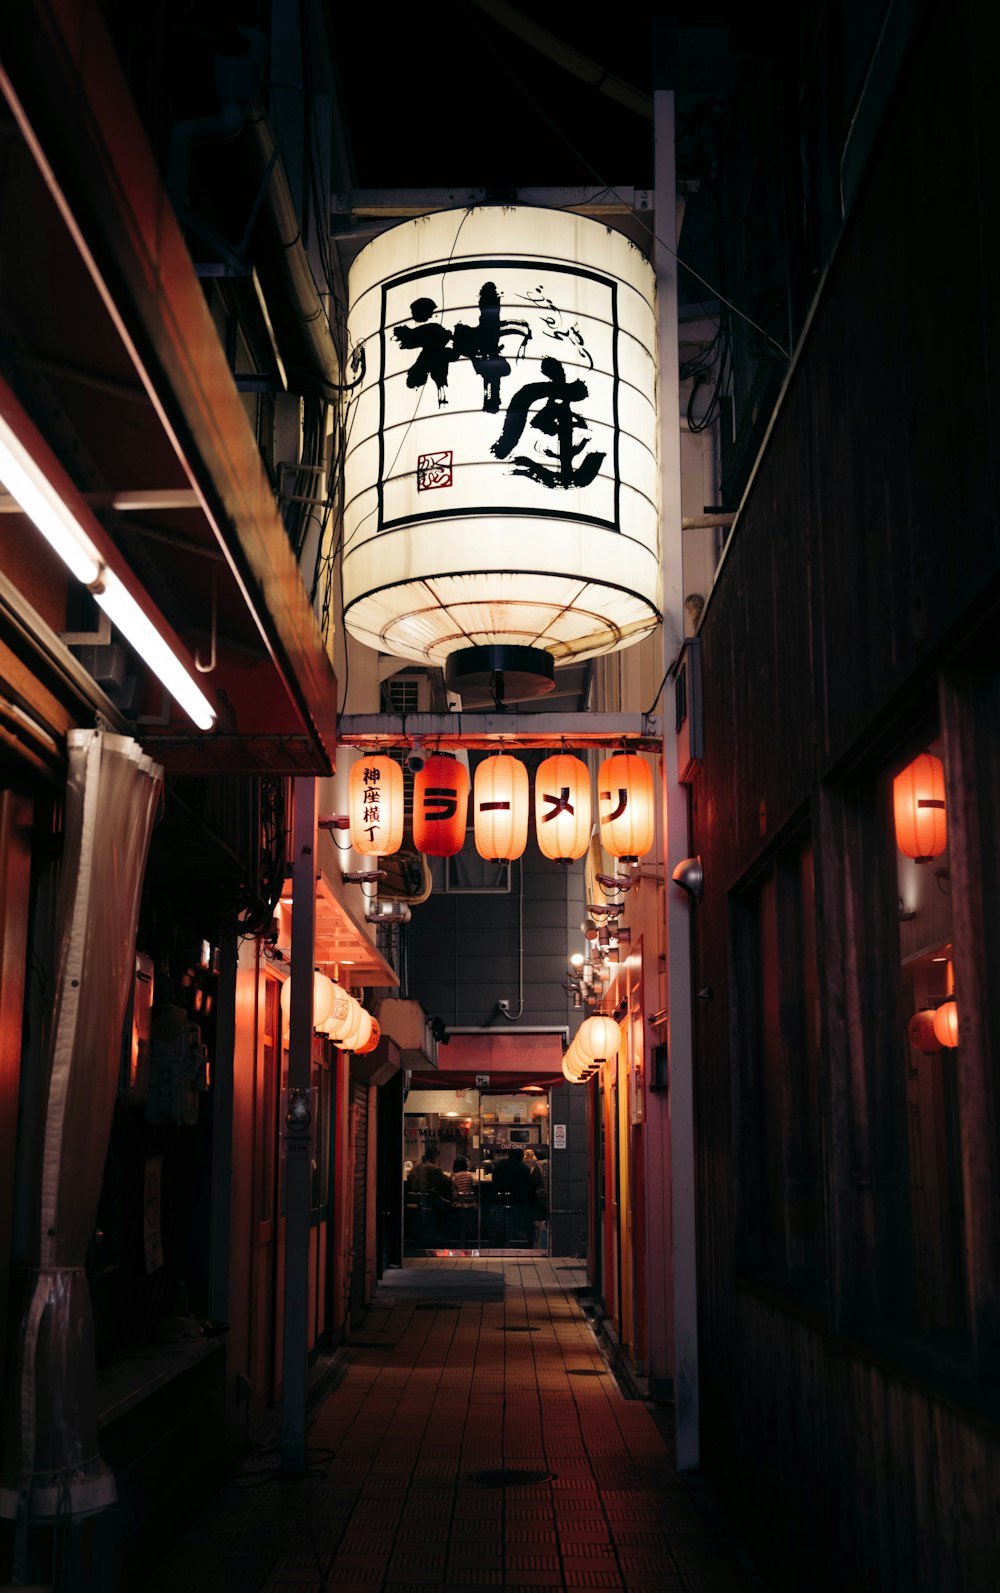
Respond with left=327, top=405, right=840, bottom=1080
left=466, top=11, right=791, bottom=364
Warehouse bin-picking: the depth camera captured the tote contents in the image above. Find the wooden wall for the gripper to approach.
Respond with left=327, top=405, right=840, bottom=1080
left=690, top=3, right=1000, bottom=1586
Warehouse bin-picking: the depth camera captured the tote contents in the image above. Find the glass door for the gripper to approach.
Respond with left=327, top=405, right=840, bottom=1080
left=402, top=1084, right=550, bottom=1254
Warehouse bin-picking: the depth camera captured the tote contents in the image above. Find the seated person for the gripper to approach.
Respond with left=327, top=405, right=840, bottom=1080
left=406, top=1147, right=451, bottom=1245
left=450, top=1155, right=477, bottom=1241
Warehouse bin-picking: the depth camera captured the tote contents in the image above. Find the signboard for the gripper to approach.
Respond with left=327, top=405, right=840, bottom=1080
left=344, top=206, right=660, bottom=672
left=553, top=1123, right=568, bottom=1150
left=474, top=1073, right=490, bottom=1088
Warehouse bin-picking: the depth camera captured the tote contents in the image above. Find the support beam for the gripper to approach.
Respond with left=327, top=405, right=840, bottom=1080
left=655, top=67, right=700, bottom=1472
left=334, top=186, right=648, bottom=219
left=281, top=778, right=318, bottom=1474
left=335, top=712, right=662, bottom=752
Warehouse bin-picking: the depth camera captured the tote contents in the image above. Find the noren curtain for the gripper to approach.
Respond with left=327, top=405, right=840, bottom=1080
left=1, top=731, right=162, bottom=1533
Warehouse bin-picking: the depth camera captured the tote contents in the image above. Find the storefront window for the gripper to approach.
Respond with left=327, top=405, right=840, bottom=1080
left=403, top=1085, right=550, bottom=1252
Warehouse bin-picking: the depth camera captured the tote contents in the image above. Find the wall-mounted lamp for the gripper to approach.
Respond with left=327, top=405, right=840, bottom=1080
left=365, top=899, right=412, bottom=924
left=672, top=856, right=703, bottom=903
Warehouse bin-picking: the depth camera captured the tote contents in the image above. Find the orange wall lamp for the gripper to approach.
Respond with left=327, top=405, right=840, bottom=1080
left=893, top=752, right=947, bottom=862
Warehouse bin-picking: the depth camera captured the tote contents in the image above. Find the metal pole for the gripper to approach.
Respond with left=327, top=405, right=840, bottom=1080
left=207, top=922, right=237, bottom=1326
left=655, top=57, right=701, bottom=1469
left=281, top=776, right=317, bottom=1473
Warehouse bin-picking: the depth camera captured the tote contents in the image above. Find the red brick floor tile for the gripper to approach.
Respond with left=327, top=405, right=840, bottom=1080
left=136, top=1259, right=768, bottom=1593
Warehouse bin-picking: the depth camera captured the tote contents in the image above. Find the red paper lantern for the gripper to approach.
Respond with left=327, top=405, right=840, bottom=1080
left=474, top=753, right=529, bottom=862
left=598, top=752, right=655, bottom=860
left=355, top=1016, right=381, bottom=1056
left=413, top=754, right=470, bottom=856
left=908, top=1009, right=940, bottom=1053
left=348, top=756, right=404, bottom=855
left=893, top=752, right=947, bottom=862
left=535, top=753, right=591, bottom=862
left=933, top=998, right=959, bottom=1049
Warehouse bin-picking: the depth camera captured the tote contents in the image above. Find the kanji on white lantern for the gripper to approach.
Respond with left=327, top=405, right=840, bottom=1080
left=598, top=752, right=655, bottom=860
left=535, top=753, right=591, bottom=862
left=474, top=753, right=529, bottom=862
left=348, top=756, right=404, bottom=856
left=343, top=206, right=660, bottom=705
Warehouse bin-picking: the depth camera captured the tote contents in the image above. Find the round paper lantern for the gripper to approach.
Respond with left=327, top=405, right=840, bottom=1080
left=598, top=752, right=655, bottom=860
left=318, top=987, right=359, bottom=1043
left=413, top=754, right=470, bottom=856
left=908, top=1009, right=941, bottom=1053
left=280, top=971, right=335, bottom=1032
left=893, top=752, right=947, bottom=862
left=933, top=998, right=959, bottom=1049
left=338, top=1004, right=374, bottom=1053
left=348, top=756, right=404, bottom=856
left=343, top=206, right=660, bottom=705
left=577, top=1014, right=621, bottom=1062
left=355, top=1016, right=381, bottom=1056
left=474, top=753, right=529, bottom=862
left=535, top=754, right=591, bottom=862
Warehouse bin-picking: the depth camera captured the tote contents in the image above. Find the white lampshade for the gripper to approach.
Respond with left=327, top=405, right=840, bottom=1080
left=577, top=1014, right=620, bottom=1062
left=338, top=1004, right=374, bottom=1053
left=343, top=206, right=660, bottom=700
left=319, top=989, right=360, bottom=1042
left=280, top=972, right=336, bottom=1032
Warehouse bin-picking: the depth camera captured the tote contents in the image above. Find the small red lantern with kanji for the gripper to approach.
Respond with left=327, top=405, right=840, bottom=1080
left=349, top=756, right=404, bottom=856
left=413, top=754, right=470, bottom=856
left=535, top=753, right=591, bottom=862
left=598, top=752, right=655, bottom=860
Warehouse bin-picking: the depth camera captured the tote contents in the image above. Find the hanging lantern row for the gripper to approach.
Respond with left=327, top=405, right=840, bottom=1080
left=347, top=751, right=655, bottom=864
left=280, top=974, right=379, bottom=1053
left=893, top=752, right=947, bottom=862
left=562, top=1014, right=622, bottom=1084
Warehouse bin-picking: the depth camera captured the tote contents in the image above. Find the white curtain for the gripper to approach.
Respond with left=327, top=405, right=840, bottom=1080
left=0, top=731, right=163, bottom=1538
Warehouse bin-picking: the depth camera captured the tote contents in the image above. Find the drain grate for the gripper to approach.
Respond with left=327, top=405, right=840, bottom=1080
left=347, top=1341, right=394, bottom=1350
left=498, top=1324, right=538, bottom=1332
left=567, top=1367, right=605, bottom=1377
left=467, top=1468, right=555, bottom=1488
left=414, top=1300, right=460, bottom=1311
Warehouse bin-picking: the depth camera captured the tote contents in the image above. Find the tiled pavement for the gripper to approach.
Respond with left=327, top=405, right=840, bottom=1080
left=138, top=1257, right=767, bottom=1593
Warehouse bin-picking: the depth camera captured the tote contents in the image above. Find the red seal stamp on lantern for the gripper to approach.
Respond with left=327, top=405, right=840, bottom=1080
left=417, top=450, right=453, bottom=491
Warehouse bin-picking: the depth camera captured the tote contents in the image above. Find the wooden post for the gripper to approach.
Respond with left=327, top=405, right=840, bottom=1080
left=655, top=40, right=700, bottom=1470
left=281, top=777, right=317, bottom=1473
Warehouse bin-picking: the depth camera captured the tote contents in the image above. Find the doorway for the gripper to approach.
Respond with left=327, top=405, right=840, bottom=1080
left=403, top=1083, right=551, bottom=1253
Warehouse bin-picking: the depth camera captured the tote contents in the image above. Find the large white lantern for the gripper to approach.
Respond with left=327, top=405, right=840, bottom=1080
left=343, top=206, right=660, bottom=702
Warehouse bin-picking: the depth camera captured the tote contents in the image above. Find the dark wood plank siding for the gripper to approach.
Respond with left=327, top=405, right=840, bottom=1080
left=691, top=3, right=1000, bottom=1586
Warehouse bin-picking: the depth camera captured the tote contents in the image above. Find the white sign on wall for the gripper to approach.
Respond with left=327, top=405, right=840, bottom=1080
left=553, top=1123, right=568, bottom=1150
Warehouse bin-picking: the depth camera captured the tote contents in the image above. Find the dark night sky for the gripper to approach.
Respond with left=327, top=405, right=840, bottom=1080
left=332, top=4, right=701, bottom=192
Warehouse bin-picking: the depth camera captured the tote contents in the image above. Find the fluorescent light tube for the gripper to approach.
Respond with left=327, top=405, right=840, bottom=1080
left=96, top=573, right=215, bottom=730
left=0, top=400, right=215, bottom=732
left=0, top=416, right=102, bottom=586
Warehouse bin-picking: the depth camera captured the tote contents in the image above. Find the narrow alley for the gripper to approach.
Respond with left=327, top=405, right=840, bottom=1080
left=139, top=1260, right=765, bottom=1593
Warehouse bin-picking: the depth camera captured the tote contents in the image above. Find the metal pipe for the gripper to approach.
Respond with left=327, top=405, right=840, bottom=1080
left=244, top=104, right=341, bottom=388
